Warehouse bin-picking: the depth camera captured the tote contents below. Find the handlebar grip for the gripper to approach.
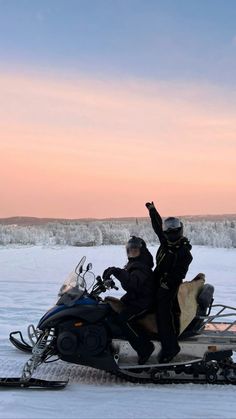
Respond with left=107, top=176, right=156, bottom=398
left=103, top=278, right=119, bottom=290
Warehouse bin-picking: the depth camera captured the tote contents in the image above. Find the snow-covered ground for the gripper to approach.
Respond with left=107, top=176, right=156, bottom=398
left=0, top=245, right=236, bottom=419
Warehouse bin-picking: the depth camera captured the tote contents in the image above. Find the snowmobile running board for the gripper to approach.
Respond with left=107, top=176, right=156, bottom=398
left=0, top=377, right=68, bottom=389
left=119, top=357, right=203, bottom=369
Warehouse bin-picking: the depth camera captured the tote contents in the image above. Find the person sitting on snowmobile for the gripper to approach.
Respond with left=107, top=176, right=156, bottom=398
left=103, top=236, right=155, bottom=365
left=145, top=201, right=193, bottom=363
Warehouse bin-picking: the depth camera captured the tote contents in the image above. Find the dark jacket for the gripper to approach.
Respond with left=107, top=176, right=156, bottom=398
left=114, top=249, right=155, bottom=311
left=148, top=207, right=193, bottom=290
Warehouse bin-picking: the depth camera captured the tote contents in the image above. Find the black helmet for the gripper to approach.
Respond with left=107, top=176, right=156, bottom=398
left=163, top=217, right=183, bottom=242
left=126, top=236, right=146, bottom=250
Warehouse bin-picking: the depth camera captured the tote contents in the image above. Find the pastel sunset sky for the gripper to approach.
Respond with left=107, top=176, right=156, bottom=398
left=0, top=0, right=236, bottom=218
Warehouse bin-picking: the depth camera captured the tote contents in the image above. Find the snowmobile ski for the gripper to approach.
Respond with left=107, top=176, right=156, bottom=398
left=9, top=331, right=33, bottom=353
left=0, top=377, right=68, bottom=389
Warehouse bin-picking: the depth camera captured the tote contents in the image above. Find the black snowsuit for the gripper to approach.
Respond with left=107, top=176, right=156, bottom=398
left=148, top=207, right=193, bottom=356
left=107, top=249, right=155, bottom=357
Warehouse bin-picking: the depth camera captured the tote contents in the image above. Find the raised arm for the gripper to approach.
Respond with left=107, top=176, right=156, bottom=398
left=145, top=202, right=165, bottom=243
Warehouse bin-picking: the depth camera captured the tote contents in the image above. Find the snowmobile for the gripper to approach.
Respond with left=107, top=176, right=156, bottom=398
left=2, top=256, right=236, bottom=389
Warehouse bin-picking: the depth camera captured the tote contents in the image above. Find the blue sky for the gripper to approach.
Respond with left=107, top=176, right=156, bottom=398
left=0, top=0, right=236, bottom=85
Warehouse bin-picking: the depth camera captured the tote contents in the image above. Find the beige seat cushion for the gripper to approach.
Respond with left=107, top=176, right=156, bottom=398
left=178, top=273, right=205, bottom=334
left=105, top=273, right=205, bottom=336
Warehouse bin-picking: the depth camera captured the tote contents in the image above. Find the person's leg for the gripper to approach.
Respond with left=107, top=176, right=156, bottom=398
left=173, top=295, right=181, bottom=336
left=116, top=307, right=154, bottom=361
left=156, top=288, right=180, bottom=360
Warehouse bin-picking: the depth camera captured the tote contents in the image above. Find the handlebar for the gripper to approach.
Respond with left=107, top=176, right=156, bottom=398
left=103, top=278, right=119, bottom=291
left=91, top=275, right=119, bottom=296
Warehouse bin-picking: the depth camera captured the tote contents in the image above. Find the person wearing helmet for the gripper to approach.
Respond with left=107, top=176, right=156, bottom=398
left=145, top=201, right=193, bottom=363
left=103, top=236, right=155, bottom=365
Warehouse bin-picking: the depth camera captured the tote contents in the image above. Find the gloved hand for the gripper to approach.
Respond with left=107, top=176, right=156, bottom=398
left=104, top=278, right=117, bottom=290
left=145, top=201, right=155, bottom=210
left=102, top=267, right=120, bottom=280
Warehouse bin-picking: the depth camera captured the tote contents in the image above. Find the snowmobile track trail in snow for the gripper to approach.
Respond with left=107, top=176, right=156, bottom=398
left=0, top=358, right=126, bottom=386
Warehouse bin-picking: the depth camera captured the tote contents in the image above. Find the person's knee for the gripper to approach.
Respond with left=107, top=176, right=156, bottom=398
left=117, top=310, right=131, bottom=324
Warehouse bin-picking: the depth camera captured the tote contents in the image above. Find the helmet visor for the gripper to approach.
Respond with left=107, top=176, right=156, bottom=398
left=163, top=217, right=182, bottom=232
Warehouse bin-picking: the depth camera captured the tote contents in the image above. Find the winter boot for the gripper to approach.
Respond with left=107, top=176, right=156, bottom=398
left=157, top=344, right=180, bottom=364
left=138, top=342, right=155, bottom=365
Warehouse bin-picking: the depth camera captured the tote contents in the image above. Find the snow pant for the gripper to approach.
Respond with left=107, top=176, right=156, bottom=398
left=156, top=287, right=180, bottom=355
left=115, top=306, right=153, bottom=357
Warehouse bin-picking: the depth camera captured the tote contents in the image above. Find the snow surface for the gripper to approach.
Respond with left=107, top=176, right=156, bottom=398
left=0, top=245, right=236, bottom=419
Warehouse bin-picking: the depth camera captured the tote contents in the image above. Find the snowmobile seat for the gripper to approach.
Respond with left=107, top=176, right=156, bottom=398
left=106, top=273, right=206, bottom=338
left=104, top=296, right=125, bottom=313
left=180, top=283, right=214, bottom=338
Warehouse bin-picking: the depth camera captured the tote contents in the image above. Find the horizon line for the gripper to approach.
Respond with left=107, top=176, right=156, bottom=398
left=1, top=213, right=236, bottom=222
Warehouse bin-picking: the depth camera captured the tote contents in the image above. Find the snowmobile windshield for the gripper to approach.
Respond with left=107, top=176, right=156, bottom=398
left=58, top=256, right=87, bottom=299
left=57, top=256, right=95, bottom=301
left=58, top=270, right=86, bottom=298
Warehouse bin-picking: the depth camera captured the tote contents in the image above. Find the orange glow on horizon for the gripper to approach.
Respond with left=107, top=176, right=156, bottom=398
left=0, top=72, right=235, bottom=218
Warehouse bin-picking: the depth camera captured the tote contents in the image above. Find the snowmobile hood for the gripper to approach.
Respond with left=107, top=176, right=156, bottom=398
left=37, top=296, right=98, bottom=329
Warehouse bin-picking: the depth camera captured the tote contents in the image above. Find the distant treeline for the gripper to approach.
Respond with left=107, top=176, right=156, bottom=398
left=0, top=218, right=235, bottom=248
